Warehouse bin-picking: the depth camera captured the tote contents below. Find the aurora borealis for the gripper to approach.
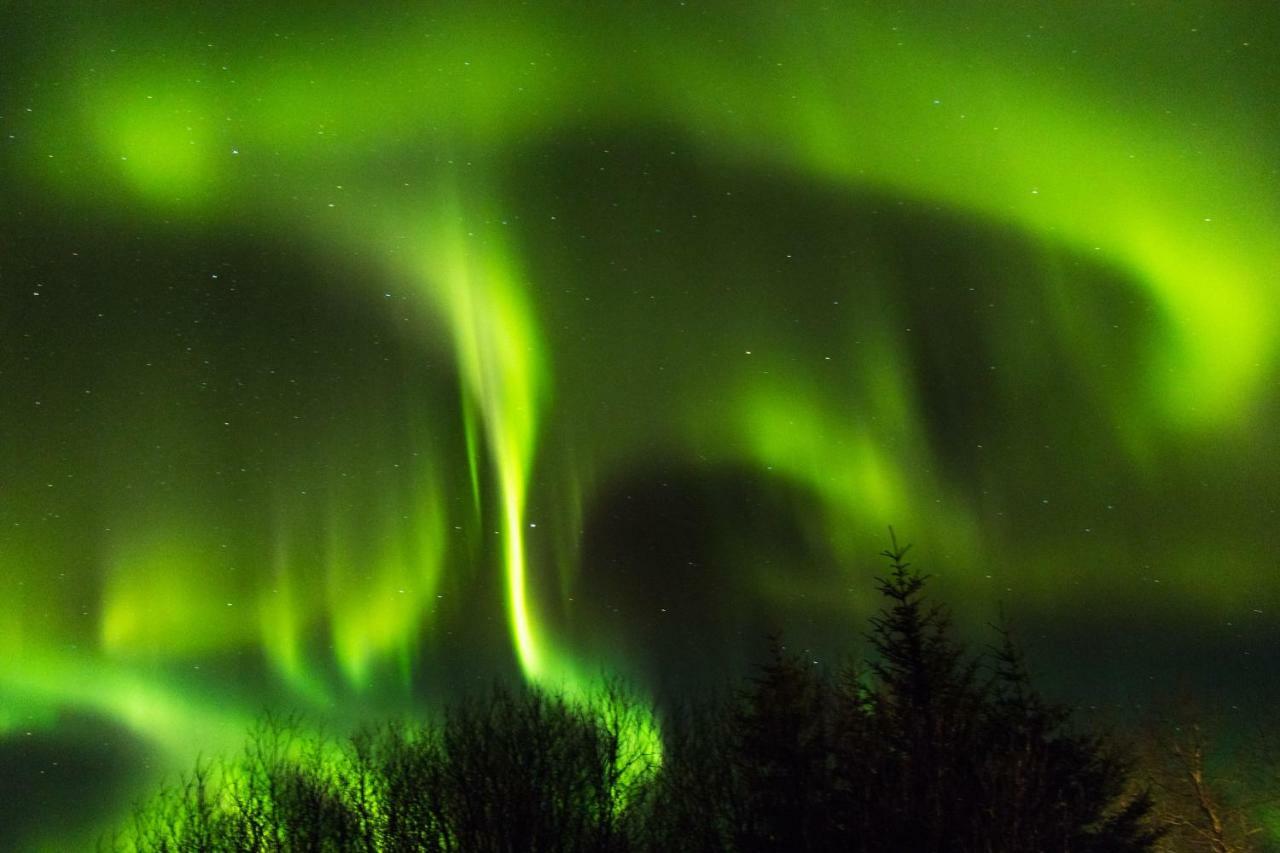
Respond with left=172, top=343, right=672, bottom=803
left=2, top=1, right=1280, bottom=847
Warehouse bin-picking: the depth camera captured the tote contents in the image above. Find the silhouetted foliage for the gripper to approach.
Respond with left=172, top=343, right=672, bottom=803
left=111, top=536, right=1160, bottom=852
left=1130, top=694, right=1280, bottom=853
left=110, top=686, right=657, bottom=853
left=385, top=679, right=652, bottom=852
left=641, top=532, right=1160, bottom=853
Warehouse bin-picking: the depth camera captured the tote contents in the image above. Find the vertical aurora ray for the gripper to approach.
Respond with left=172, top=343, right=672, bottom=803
left=388, top=190, right=664, bottom=783
left=258, top=514, right=324, bottom=702
left=406, top=193, right=550, bottom=682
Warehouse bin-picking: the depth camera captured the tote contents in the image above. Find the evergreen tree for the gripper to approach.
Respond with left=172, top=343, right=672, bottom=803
left=732, top=638, right=834, bottom=852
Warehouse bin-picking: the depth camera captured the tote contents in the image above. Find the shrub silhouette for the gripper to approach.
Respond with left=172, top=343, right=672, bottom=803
left=380, top=681, right=653, bottom=852
left=112, top=686, right=655, bottom=853
left=1130, top=695, right=1280, bottom=853
left=111, top=536, right=1160, bottom=852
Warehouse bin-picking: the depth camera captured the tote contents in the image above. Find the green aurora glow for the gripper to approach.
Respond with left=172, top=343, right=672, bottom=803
left=2, top=1, right=1279, bottom=847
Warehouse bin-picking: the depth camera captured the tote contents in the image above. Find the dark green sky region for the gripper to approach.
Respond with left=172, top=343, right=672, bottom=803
left=3, top=1, right=1280, bottom=847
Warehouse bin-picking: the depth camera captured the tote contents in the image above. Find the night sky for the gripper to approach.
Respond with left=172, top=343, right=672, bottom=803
left=3, top=2, right=1280, bottom=848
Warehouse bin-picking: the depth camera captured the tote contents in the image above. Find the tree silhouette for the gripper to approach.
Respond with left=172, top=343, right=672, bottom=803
left=1131, top=695, right=1280, bottom=853
left=732, top=638, right=835, bottom=851
left=112, top=535, right=1162, bottom=853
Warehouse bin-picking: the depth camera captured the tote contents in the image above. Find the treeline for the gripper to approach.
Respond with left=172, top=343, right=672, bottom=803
left=105, top=538, right=1262, bottom=852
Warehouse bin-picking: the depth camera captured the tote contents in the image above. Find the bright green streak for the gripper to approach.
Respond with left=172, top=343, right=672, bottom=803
left=402, top=195, right=549, bottom=681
